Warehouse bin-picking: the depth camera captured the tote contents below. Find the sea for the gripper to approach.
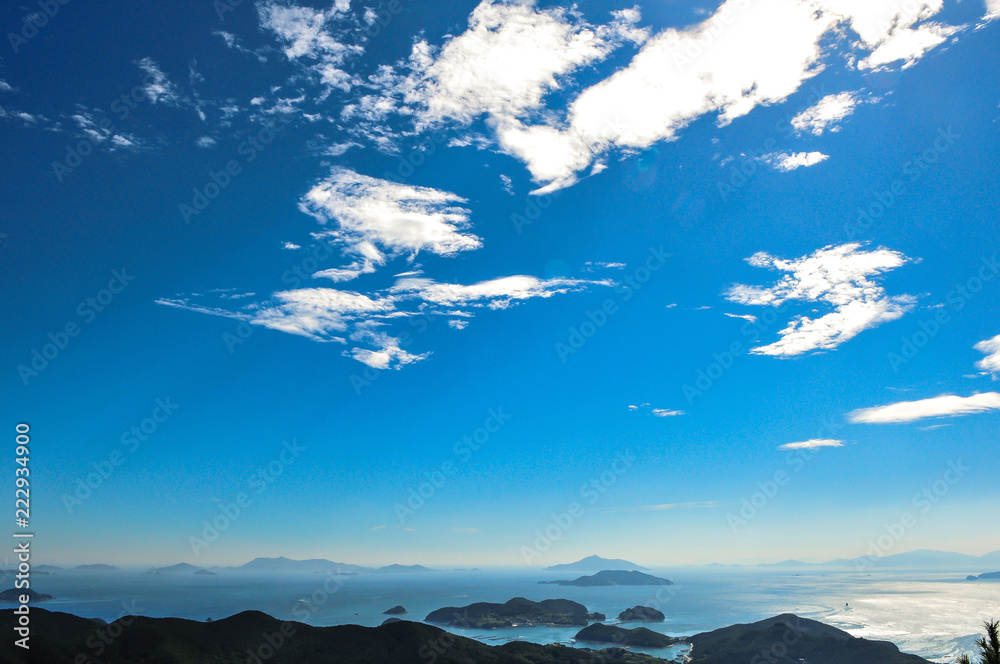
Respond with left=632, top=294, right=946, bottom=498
left=19, top=566, right=1000, bottom=662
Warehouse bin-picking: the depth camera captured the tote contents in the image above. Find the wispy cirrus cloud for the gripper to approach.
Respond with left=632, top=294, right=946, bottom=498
left=601, top=501, right=719, bottom=513
left=258, top=0, right=362, bottom=93
left=778, top=439, right=844, bottom=450
left=848, top=392, right=1000, bottom=423
left=791, top=91, right=861, bottom=135
left=975, top=334, right=1000, bottom=375
left=725, top=243, right=915, bottom=357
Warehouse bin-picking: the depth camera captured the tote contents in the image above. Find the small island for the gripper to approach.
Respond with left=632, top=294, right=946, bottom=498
left=541, top=570, right=673, bottom=587
left=968, top=571, right=1000, bottom=580
left=383, top=605, right=407, bottom=615
left=618, top=606, right=665, bottom=622
left=425, top=597, right=603, bottom=628
left=0, top=588, right=53, bottom=602
left=575, top=623, right=678, bottom=648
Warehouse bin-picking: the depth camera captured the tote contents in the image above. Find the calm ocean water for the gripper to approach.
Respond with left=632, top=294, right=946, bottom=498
left=16, top=567, right=999, bottom=661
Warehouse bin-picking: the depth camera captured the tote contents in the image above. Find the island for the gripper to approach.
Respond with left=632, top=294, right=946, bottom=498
left=540, top=569, right=672, bottom=587
left=688, top=613, right=931, bottom=663
left=381, top=617, right=402, bottom=625
left=0, top=588, right=53, bottom=602
left=74, top=564, right=118, bottom=571
left=545, top=555, right=647, bottom=572
left=967, top=571, right=1000, bottom=580
left=425, top=597, right=603, bottom=628
left=618, top=606, right=666, bottom=622
left=147, top=562, right=213, bottom=575
left=383, top=605, right=407, bottom=615
left=575, top=623, right=678, bottom=648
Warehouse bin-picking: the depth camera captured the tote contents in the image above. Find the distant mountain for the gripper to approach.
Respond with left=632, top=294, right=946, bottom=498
left=0, top=608, right=672, bottom=663
left=235, top=557, right=370, bottom=574
left=540, top=570, right=672, bottom=587
left=74, top=564, right=118, bottom=571
left=688, top=613, right=930, bottom=664
left=147, top=562, right=207, bottom=575
left=545, top=555, right=646, bottom=572
left=747, top=549, right=1000, bottom=569
left=426, top=597, right=603, bottom=628
left=0, top=588, right=53, bottom=602
left=383, top=605, right=407, bottom=615
left=194, top=568, right=216, bottom=576
left=375, top=564, right=434, bottom=573
left=575, top=623, right=677, bottom=648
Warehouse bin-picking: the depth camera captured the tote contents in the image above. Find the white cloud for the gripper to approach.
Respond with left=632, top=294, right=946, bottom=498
left=282, top=241, right=301, bottom=250
left=488, top=0, right=966, bottom=192
left=0, top=80, right=12, bottom=93
left=301, top=168, right=481, bottom=261
left=393, top=275, right=609, bottom=310
left=761, top=151, right=829, bottom=171
left=500, top=174, right=514, bottom=195
left=848, top=392, right=1000, bottom=423
left=602, top=501, right=719, bottom=513
left=988, top=0, right=1000, bottom=18
left=778, top=439, right=843, bottom=450
left=975, top=334, right=1000, bottom=374
left=791, top=91, right=860, bottom=135
left=69, top=110, right=144, bottom=151
left=724, top=312, right=757, bottom=323
left=246, top=288, right=395, bottom=341
left=347, top=329, right=428, bottom=369
left=726, top=243, right=915, bottom=357
left=398, top=1, right=647, bottom=130
left=448, top=319, right=469, bottom=330
left=628, top=402, right=684, bottom=418
left=258, top=0, right=361, bottom=92
left=195, top=136, right=217, bottom=148
left=584, top=261, right=627, bottom=271
left=136, top=58, right=183, bottom=106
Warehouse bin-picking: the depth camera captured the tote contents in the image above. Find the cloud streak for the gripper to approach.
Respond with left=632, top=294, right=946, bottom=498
left=848, top=392, right=1000, bottom=423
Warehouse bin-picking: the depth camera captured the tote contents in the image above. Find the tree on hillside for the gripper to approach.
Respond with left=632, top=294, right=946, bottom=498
left=957, top=620, right=999, bottom=664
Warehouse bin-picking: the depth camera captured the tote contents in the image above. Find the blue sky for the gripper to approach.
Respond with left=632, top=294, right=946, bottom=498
left=2, top=0, right=999, bottom=568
